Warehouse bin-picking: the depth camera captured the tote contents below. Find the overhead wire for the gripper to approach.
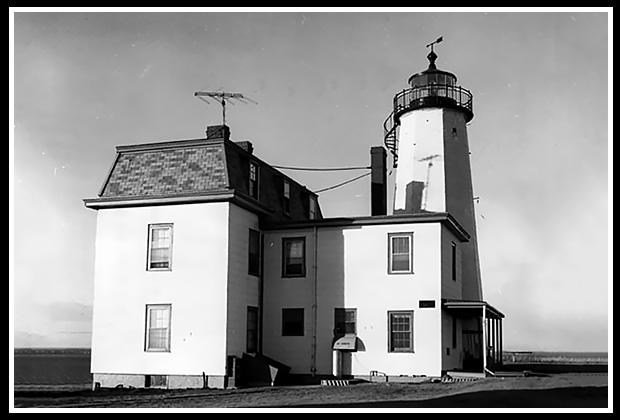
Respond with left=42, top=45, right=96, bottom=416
left=314, top=172, right=372, bottom=194
left=272, top=165, right=370, bottom=172
left=273, top=162, right=373, bottom=194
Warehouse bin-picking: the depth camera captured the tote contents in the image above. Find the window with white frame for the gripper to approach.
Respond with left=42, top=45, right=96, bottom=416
left=388, top=232, right=414, bottom=274
left=145, top=304, right=171, bottom=352
left=388, top=310, right=414, bottom=353
left=147, top=224, right=173, bottom=271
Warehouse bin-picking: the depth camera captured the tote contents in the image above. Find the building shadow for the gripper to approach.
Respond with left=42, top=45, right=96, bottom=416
left=291, top=386, right=608, bottom=408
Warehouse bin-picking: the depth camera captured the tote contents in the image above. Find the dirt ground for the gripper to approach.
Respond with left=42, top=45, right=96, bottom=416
left=13, top=372, right=608, bottom=410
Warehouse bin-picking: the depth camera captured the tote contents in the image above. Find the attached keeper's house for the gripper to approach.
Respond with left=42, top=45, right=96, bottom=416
left=84, top=50, right=504, bottom=389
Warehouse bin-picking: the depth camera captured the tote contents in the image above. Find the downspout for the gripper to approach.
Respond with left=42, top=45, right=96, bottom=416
left=481, top=305, right=487, bottom=376
left=258, top=232, right=265, bottom=354
left=311, top=226, right=318, bottom=376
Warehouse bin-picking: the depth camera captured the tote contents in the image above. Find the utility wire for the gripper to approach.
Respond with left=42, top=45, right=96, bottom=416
left=272, top=165, right=370, bottom=172
left=314, top=171, right=372, bottom=194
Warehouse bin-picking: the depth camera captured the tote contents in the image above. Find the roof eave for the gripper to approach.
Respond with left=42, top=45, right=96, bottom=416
left=261, top=212, right=471, bottom=242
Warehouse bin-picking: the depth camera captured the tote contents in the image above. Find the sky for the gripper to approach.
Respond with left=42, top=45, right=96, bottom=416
left=11, top=9, right=610, bottom=352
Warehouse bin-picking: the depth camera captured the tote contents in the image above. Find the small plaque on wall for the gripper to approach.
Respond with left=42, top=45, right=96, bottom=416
left=419, top=300, right=436, bottom=308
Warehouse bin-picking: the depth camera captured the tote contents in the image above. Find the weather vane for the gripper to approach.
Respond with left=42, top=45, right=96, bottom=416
left=425, top=36, right=443, bottom=68
left=425, top=36, right=443, bottom=52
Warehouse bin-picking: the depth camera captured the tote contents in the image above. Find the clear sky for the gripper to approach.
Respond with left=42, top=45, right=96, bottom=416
left=11, top=9, right=610, bottom=352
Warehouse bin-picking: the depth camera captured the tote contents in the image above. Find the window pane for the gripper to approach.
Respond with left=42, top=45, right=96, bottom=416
left=285, top=261, right=304, bottom=276
left=344, top=310, right=356, bottom=323
left=282, top=308, right=304, bottom=336
left=392, top=254, right=410, bottom=271
left=287, top=241, right=303, bottom=258
left=247, top=307, right=258, bottom=353
left=248, top=230, right=260, bottom=276
left=392, top=237, right=409, bottom=254
left=335, top=309, right=356, bottom=335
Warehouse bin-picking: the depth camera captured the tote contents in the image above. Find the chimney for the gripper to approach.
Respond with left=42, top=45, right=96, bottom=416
left=370, top=146, right=387, bottom=216
left=235, top=141, right=254, bottom=155
left=206, top=125, right=230, bottom=141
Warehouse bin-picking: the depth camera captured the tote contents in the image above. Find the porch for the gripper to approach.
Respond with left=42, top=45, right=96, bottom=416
left=443, top=299, right=505, bottom=377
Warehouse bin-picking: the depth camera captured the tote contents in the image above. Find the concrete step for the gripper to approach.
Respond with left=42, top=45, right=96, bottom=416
left=320, top=379, right=350, bottom=387
left=441, top=375, right=480, bottom=383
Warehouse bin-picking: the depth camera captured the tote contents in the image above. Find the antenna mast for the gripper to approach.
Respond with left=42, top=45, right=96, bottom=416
left=194, top=90, right=258, bottom=125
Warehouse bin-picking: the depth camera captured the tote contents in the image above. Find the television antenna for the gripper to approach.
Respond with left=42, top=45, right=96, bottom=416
left=194, top=90, right=258, bottom=125
left=419, top=153, right=441, bottom=210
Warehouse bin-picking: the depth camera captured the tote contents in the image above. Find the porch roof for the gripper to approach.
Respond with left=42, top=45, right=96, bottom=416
left=443, top=299, right=505, bottom=319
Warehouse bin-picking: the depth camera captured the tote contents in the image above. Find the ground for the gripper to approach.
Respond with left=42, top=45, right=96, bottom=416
left=13, top=372, right=608, bottom=409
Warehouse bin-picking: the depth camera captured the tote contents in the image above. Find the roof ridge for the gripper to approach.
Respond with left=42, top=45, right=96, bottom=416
left=116, top=137, right=224, bottom=153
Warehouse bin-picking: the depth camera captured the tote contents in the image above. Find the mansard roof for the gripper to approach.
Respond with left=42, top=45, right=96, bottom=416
left=84, top=125, right=322, bottom=223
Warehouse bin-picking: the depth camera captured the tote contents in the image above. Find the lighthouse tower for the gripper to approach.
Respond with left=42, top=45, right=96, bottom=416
left=384, top=40, right=482, bottom=301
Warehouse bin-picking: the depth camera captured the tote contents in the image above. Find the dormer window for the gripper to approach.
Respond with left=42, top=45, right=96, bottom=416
left=309, top=196, right=317, bottom=220
left=283, top=180, right=290, bottom=214
left=249, top=162, right=259, bottom=199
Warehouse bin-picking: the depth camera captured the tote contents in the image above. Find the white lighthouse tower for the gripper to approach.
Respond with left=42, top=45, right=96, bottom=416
left=384, top=38, right=482, bottom=301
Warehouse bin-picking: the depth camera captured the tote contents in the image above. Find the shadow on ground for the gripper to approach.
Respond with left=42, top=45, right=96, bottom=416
left=291, top=386, right=608, bottom=408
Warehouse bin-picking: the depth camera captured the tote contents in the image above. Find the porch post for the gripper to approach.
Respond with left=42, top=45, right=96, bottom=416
left=481, top=305, right=487, bottom=374
left=499, top=319, right=503, bottom=367
left=493, top=318, right=498, bottom=368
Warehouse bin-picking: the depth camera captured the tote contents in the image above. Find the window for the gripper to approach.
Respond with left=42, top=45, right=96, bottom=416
left=451, top=242, right=457, bottom=281
left=246, top=306, right=259, bottom=353
left=282, top=237, right=306, bottom=277
left=145, top=375, right=167, bottom=388
left=334, top=308, right=356, bottom=335
left=249, top=161, right=259, bottom=199
left=248, top=229, right=260, bottom=276
left=309, top=196, right=317, bottom=220
left=147, top=224, right=173, bottom=271
left=282, top=308, right=304, bottom=336
left=145, top=304, right=171, bottom=352
left=388, top=311, right=414, bottom=352
left=283, top=180, right=290, bottom=214
left=388, top=232, right=413, bottom=274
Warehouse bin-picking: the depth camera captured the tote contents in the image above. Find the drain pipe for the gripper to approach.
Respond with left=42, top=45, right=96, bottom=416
left=311, top=225, right=318, bottom=376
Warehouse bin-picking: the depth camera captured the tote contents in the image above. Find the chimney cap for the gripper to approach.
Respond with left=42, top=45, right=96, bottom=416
left=235, top=140, right=254, bottom=154
left=206, top=125, right=230, bottom=140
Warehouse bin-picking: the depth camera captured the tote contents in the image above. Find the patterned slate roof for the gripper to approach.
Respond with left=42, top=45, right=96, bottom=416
left=101, top=143, right=227, bottom=198
left=89, top=125, right=322, bottom=222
